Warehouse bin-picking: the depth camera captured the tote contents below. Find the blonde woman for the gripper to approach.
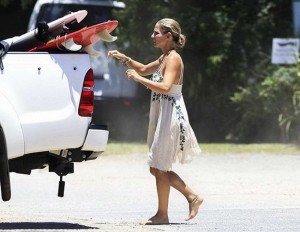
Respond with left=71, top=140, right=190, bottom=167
left=108, top=18, right=203, bottom=225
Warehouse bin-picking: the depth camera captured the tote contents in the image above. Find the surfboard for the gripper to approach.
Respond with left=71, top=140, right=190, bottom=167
left=29, top=20, right=118, bottom=57
left=9, top=10, right=88, bottom=51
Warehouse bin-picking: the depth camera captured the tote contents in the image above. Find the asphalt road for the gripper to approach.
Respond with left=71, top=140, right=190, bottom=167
left=1, top=151, right=300, bottom=231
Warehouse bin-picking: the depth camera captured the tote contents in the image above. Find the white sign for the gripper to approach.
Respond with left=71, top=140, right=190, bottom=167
left=271, top=38, right=299, bottom=64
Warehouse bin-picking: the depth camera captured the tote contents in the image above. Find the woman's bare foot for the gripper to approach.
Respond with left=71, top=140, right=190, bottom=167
left=140, top=214, right=169, bottom=225
left=185, top=195, right=203, bottom=221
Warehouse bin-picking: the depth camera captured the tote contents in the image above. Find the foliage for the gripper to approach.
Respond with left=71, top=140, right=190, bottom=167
left=0, top=0, right=36, bottom=40
left=113, top=0, right=293, bottom=142
left=231, top=62, right=300, bottom=143
left=0, top=0, right=34, bottom=8
left=1, top=0, right=294, bottom=142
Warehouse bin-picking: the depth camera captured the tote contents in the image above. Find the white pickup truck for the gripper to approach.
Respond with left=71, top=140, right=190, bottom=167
left=0, top=40, right=109, bottom=201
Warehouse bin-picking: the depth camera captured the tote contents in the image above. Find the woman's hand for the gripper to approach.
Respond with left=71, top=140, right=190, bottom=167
left=108, top=50, right=128, bottom=63
left=125, top=69, right=140, bottom=81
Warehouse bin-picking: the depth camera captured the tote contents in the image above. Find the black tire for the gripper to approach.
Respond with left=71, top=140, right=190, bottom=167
left=0, top=127, right=11, bottom=201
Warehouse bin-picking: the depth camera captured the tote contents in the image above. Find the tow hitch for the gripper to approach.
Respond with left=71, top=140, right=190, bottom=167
left=49, top=157, right=74, bottom=197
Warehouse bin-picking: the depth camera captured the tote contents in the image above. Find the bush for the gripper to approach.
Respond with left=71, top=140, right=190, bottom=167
left=231, top=62, right=300, bottom=143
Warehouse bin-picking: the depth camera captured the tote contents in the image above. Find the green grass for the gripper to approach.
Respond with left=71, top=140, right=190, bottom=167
left=105, top=142, right=300, bottom=155
left=200, top=143, right=300, bottom=155
left=105, top=142, right=148, bottom=155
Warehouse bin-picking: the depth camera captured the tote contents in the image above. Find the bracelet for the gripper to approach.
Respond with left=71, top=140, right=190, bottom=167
left=125, top=57, right=131, bottom=65
left=121, top=56, right=131, bottom=65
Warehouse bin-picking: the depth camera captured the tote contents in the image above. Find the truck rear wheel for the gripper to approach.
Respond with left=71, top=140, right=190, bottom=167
left=0, top=127, right=11, bottom=201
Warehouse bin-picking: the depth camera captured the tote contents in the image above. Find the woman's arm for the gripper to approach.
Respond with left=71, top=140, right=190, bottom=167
left=127, top=53, right=182, bottom=95
left=108, top=50, right=161, bottom=76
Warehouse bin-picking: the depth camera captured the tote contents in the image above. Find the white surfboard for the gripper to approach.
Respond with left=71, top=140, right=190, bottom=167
left=9, top=10, right=87, bottom=51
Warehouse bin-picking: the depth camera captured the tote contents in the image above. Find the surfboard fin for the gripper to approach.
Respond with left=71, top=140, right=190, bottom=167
left=74, top=10, right=88, bottom=24
left=62, top=38, right=82, bottom=51
left=82, top=44, right=100, bottom=57
left=97, top=29, right=117, bottom=42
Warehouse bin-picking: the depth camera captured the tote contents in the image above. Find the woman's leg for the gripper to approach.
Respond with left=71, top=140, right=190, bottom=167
left=141, top=167, right=170, bottom=225
left=167, top=171, right=203, bottom=221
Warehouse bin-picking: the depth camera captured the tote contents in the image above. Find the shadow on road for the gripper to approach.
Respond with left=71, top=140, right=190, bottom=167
left=0, top=222, right=96, bottom=230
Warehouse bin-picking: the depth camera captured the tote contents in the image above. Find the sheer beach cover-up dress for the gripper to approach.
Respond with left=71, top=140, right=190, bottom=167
left=147, top=55, right=201, bottom=172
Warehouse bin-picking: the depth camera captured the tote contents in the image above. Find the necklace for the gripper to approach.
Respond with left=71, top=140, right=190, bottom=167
left=157, top=49, right=175, bottom=72
left=165, top=48, right=175, bottom=56
left=161, top=49, right=174, bottom=62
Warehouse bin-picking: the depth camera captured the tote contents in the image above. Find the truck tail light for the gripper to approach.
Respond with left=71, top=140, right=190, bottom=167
left=78, top=69, right=94, bottom=117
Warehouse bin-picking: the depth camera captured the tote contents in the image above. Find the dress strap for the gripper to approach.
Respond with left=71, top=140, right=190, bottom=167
left=157, top=53, right=168, bottom=72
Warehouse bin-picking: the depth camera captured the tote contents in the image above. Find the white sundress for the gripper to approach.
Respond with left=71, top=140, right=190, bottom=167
left=147, top=55, right=201, bottom=172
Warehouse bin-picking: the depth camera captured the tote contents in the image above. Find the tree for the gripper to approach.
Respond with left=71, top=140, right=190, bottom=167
left=113, top=0, right=293, bottom=142
left=0, top=0, right=34, bottom=8
left=0, top=0, right=36, bottom=40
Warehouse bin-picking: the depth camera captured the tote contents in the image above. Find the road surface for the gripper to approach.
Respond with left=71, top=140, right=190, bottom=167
left=1, top=151, right=300, bottom=231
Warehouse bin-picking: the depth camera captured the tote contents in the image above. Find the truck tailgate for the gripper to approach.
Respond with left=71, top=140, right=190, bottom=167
left=1, top=52, right=94, bottom=156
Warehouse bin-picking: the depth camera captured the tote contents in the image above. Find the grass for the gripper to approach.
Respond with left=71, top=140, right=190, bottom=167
left=105, top=142, right=148, bottom=155
left=200, top=143, right=300, bottom=155
left=105, top=142, right=300, bottom=156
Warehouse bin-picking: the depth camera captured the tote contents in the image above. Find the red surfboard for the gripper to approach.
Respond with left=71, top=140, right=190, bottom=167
left=29, top=20, right=118, bottom=56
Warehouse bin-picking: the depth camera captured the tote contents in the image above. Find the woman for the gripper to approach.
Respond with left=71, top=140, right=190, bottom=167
left=108, top=18, right=203, bottom=225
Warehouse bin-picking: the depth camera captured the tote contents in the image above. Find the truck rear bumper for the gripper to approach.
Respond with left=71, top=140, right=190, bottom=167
left=81, top=124, right=109, bottom=153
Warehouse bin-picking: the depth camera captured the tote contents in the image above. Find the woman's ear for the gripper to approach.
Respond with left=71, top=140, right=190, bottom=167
left=167, top=32, right=172, bottom=39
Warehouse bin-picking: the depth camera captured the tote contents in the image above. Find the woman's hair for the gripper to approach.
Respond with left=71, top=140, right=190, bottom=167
left=157, top=18, right=186, bottom=48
